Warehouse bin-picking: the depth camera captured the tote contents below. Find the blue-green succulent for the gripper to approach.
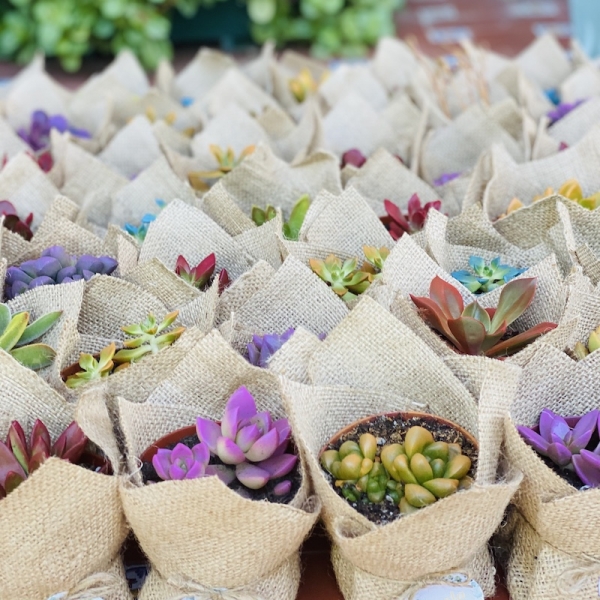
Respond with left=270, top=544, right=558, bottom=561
left=451, top=256, right=526, bottom=294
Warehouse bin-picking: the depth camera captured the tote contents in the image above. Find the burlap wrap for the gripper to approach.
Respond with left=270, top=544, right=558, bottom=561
left=549, top=97, right=600, bottom=147
left=503, top=344, right=600, bottom=599
left=0, top=353, right=129, bottom=599
left=112, top=331, right=320, bottom=599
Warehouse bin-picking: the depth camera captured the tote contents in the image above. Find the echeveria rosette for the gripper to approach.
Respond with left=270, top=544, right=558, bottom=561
left=547, top=99, right=585, bottom=126
left=5, top=246, right=117, bottom=300
left=18, top=110, right=90, bottom=152
left=451, top=256, right=527, bottom=294
left=247, top=328, right=295, bottom=368
left=124, top=199, right=166, bottom=243
left=196, top=386, right=297, bottom=492
left=382, top=194, right=442, bottom=240
left=309, top=254, right=370, bottom=303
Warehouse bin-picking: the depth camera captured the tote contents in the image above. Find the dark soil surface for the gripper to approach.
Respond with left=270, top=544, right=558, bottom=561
left=141, top=434, right=301, bottom=504
left=322, top=414, right=478, bottom=526
left=541, top=455, right=586, bottom=489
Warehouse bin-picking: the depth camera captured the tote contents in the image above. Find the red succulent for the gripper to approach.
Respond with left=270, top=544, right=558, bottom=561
left=175, top=253, right=229, bottom=294
left=382, top=194, right=442, bottom=240
left=0, top=200, right=33, bottom=241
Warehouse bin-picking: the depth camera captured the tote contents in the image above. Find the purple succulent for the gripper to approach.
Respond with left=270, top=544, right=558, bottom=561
left=5, top=246, right=118, bottom=300
left=152, top=442, right=235, bottom=484
left=433, top=172, right=461, bottom=187
left=518, top=408, right=599, bottom=471
left=573, top=450, right=600, bottom=488
left=196, top=386, right=297, bottom=490
left=547, top=100, right=585, bottom=126
left=18, top=110, right=91, bottom=152
left=247, top=328, right=295, bottom=368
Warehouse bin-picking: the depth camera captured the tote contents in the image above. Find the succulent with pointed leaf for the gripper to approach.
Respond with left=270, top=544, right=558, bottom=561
left=574, top=325, right=600, bottom=360
left=247, top=328, right=295, bottom=368
left=0, top=420, right=89, bottom=498
left=283, top=194, right=310, bottom=241
left=65, top=343, right=116, bottom=389
left=309, top=254, right=370, bottom=302
left=113, top=311, right=185, bottom=367
left=188, top=145, right=256, bottom=191
left=289, top=68, right=323, bottom=103
left=251, top=205, right=277, bottom=227
left=410, top=276, right=557, bottom=357
left=175, top=253, right=229, bottom=294
left=196, top=386, right=297, bottom=491
left=451, top=256, right=527, bottom=294
left=0, top=304, right=61, bottom=370
left=381, top=194, right=442, bottom=240
left=0, top=201, right=33, bottom=241
left=362, top=246, right=390, bottom=282
left=124, top=199, right=167, bottom=243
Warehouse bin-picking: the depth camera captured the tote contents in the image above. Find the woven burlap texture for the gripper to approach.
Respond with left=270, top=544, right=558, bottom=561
left=0, top=352, right=129, bottom=599
left=503, top=344, right=600, bottom=599
left=116, top=331, right=320, bottom=599
left=549, top=97, right=600, bottom=147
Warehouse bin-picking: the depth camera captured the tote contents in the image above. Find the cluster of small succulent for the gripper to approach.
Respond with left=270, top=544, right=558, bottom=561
left=5, top=246, right=118, bottom=300
left=247, top=328, right=296, bottom=368
left=188, top=145, right=256, bottom=191
left=519, top=408, right=600, bottom=488
left=65, top=311, right=185, bottom=389
left=0, top=304, right=62, bottom=370
left=0, top=420, right=93, bottom=498
left=411, top=276, right=557, bottom=357
left=451, top=256, right=527, bottom=294
left=124, top=199, right=167, bottom=243
left=574, top=326, right=600, bottom=360
left=251, top=194, right=310, bottom=241
left=175, top=254, right=230, bottom=294
left=381, top=194, right=442, bottom=240
left=154, top=386, right=297, bottom=496
left=321, top=426, right=473, bottom=514
left=0, top=200, right=33, bottom=241
left=18, top=110, right=90, bottom=153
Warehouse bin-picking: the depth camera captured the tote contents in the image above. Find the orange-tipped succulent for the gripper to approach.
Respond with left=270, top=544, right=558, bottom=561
left=188, top=144, right=256, bottom=191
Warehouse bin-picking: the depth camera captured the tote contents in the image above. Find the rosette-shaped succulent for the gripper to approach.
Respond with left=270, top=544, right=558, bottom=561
left=321, top=433, right=401, bottom=504
left=0, top=304, right=61, bottom=370
left=175, top=253, right=230, bottom=293
left=247, top=328, right=295, bottom=368
left=381, top=426, right=472, bottom=514
left=65, top=343, right=116, bottom=389
left=152, top=441, right=235, bottom=484
left=309, top=254, right=370, bottom=302
left=0, top=201, right=33, bottom=241
left=574, top=326, right=600, bottom=360
left=5, top=246, right=118, bottom=300
left=18, top=110, right=90, bottom=152
left=124, top=199, right=166, bottom=243
left=188, top=144, right=256, bottom=191
left=381, top=194, right=442, bottom=240
left=451, top=256, right=526, bottom=294
left=0, top=420, right=89, bottom=498
left=362, top=246, right=390, bottom=282
left=411, top=276, right=557, bottom=357
left=518, top=408, right=600, bottom=486
left=196, top=386, right=297, bottom=492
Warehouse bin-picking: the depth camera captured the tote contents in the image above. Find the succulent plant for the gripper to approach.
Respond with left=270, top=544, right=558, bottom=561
left=573, top=326, right=600, bottom=360
left=0, top=304, right=61, bottom=370
left=410, top=276, right=557, bottom=357
left=0, top=200, right=33, bottom=240
left=362, top=246, right=390, bottom=282
left=380, top=426, right=473, bottom=514
left=124, top=199, right=167, bottom=243
left=251, top=205, right=277, bottom=227
left=5, top=246, right=118, bottom=300
left=341, top=149, right=367, bottom=169
left=289, top=68, right=322, bottom=103
left=0, top=420, right=88, bottom=498
left=188, top=145, right=256, bottom=191
left=451, top=256, right=527, bottom=294
left=247, top=328, right=295, bottom=368
left=196, top=386, right=297, bottom=492
left=547, top=99, right=585, bottom=126
left=65, top=343, right=116, bottom=389
left=321, top=433, right=401, bottom=504
left=251, top=195, right=311, bottom=242
left=175, top=253, right=229, bottom=293
left=112, top=311, right=185, bottom=367
left=18, top=110, right=90, bottom=152
left=309, top=254, right=370, bottom=302
left=381, top=194, right=442, bottom=240
left=518, top=408, right=600, bottom=487
left=152, top=441, right=235, bottom=484
left=433, top=172, right=461, bottom=187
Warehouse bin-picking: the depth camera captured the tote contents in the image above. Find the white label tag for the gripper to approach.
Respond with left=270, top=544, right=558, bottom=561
left=411, top=574, right=484, bottom=600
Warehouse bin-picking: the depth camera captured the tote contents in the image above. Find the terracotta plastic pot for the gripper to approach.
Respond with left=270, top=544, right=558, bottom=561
left=139, top=425, right=196, bottom=464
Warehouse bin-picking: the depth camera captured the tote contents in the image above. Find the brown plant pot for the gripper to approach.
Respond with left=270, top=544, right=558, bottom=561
left=139, top=425, right=196, bottom=464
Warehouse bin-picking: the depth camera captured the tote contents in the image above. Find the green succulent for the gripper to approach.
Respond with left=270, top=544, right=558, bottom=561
left=309, top=254, right=370, bottom=302
left=380, top=426, right=472, bottom=515
left=251, top=195, right=311, bottom=242
left=573, top=325, right=600, bottom=360
left=321, top=433, right=401, bottom=503
left=0, top=305, right=61, bottom=370
left=251, top=205, right=277, bottom=227
left=362, top=245, right=389, bottom=282
left=65, top=342, right=115, bottom=389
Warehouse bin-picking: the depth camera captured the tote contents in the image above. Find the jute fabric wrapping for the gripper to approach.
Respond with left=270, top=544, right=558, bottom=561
left=560, top=65, right=600, bottom=104
left=242, top=41, right=275, bottom=94
left=343, top=148, right=443, bottom=217
left=98, top=115, right=163, bottom=179
left=111, top=156, right=196, bottom=227
left=0, top=353, right=129, bottom=599
left=319, top=64, right=388, bottom=111
left=0, top=116, right=29, bottom=159
left=115, top=331, right=320, bottom=599
left=233, top=214, right=284, bottom=269
left=420, top=104, right=524, bottom=185
left=370, top=37, right=419, bottom=93
left=503, top=344, right=600, bottom=599
left=138, top=199, right=255, bottom=281
left=152, top=119, right=193, bottom=155
left=548, top=97, right=600, bottom=147
left=267, top=327, right=323, bottom=384
left=283, top=318, right=521, bottom=598
left=201, top=182, right=256, bottom=236
left=380, top=94, right=423, bottom=165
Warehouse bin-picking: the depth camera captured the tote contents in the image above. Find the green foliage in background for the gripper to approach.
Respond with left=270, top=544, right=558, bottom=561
left=0, top=0, right=404, bottom=72
left=247, top=0, right=405, bottom=58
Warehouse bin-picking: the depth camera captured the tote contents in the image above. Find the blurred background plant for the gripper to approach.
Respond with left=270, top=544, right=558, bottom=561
left=0, top=0, right=405, bottom=72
